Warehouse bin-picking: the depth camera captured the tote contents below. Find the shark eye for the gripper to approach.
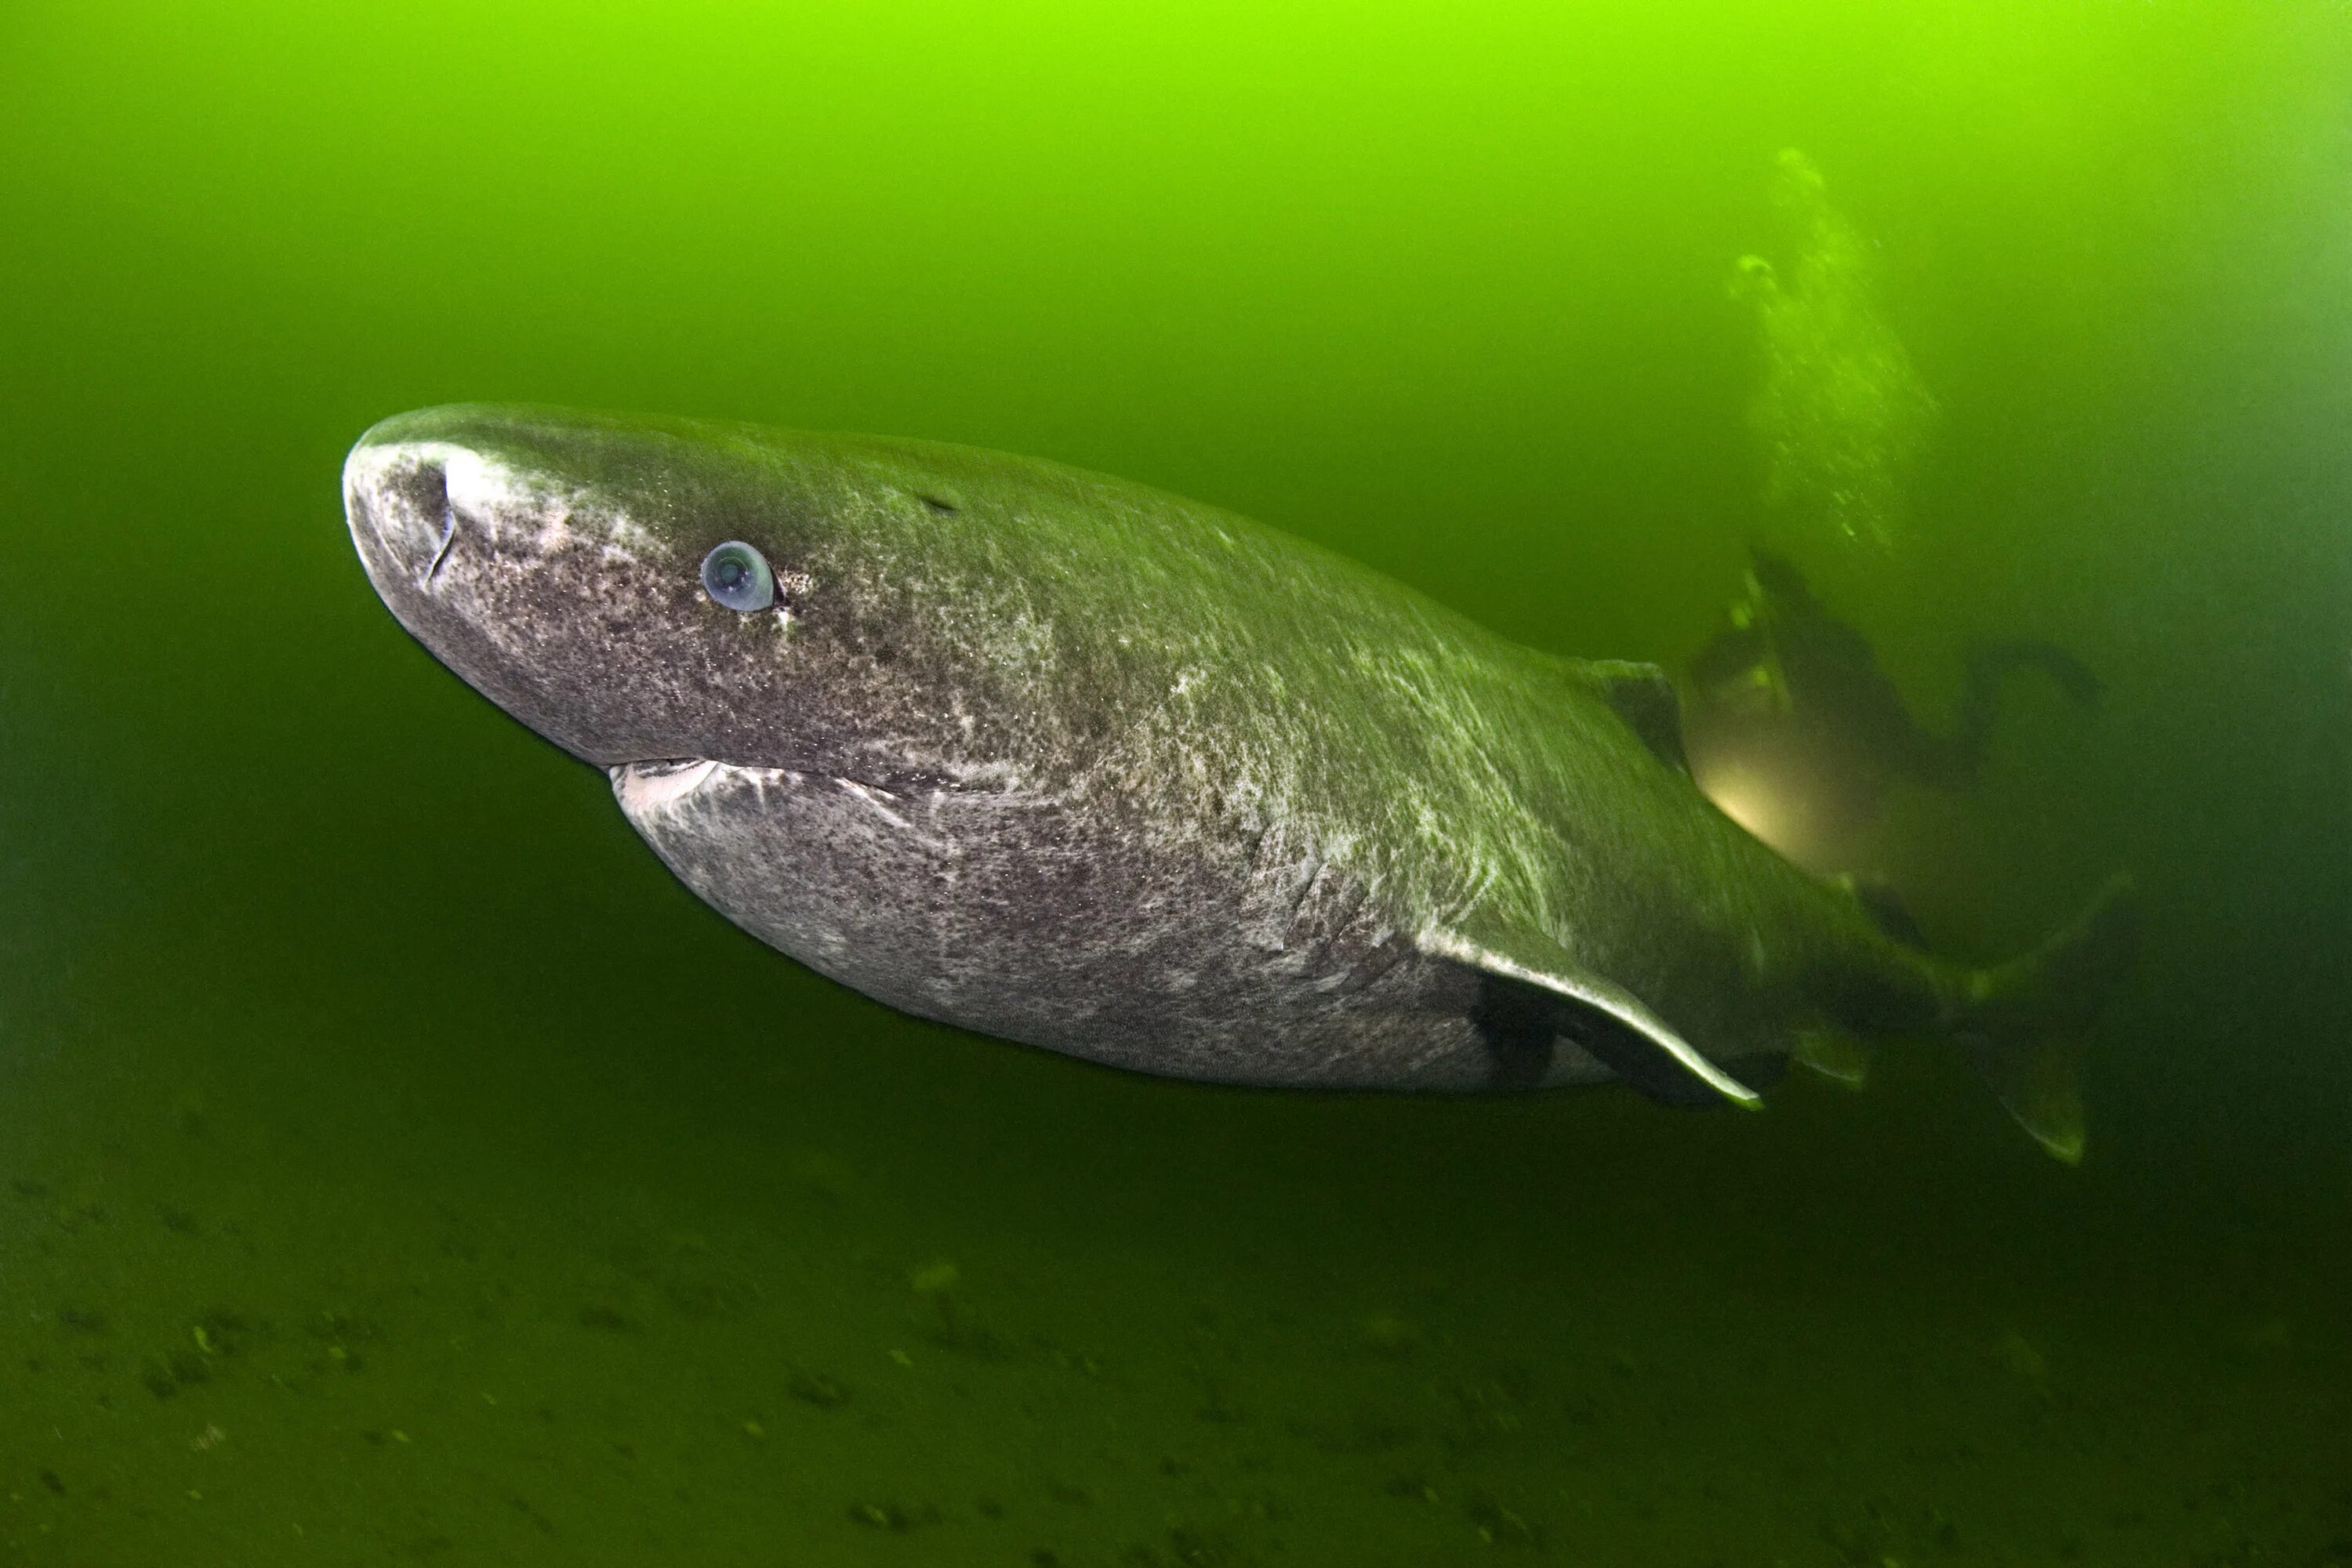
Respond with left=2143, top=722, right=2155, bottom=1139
left=700, top=541, right=775, bottom=613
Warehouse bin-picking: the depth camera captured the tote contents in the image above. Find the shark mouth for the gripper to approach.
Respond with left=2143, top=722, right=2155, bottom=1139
left=611, top=757, right=824, bottom=818
left=611, top=758, right=722, bottom=814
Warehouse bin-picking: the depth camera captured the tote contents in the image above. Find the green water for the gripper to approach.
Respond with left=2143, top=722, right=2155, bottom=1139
left=5, top=3, right=2350, bottom=1563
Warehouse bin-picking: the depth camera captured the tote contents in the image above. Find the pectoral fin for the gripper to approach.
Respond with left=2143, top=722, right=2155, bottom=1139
left=1417, top=924, right=1762, bottom=1108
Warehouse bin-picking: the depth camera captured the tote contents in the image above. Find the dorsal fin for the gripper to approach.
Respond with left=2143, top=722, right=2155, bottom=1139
left=1417, top=922, right=1760, bottom=1108
left=1580, top=660, right=1691, bottom=774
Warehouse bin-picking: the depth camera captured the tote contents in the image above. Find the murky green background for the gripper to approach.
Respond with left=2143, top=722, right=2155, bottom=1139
left=5, top=4, right=2349, bottom=1563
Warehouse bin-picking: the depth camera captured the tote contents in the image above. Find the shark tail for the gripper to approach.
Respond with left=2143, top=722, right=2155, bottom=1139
left=1951, top=874, right=2142, bottom=1163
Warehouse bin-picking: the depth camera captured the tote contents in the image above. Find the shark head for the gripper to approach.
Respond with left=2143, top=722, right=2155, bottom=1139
left=343, top=404, right=1011, bottom=785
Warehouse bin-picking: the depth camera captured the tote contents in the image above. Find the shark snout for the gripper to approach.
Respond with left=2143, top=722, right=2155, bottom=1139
left=343, top=405, right=845, bottom=776
left=344, top=441, right=477, bottom=590
left=352, top=421, right=594, bottom=590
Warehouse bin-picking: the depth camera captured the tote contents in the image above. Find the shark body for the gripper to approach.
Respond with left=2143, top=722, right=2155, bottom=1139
left=344, top=405, right=2130, bottom=1152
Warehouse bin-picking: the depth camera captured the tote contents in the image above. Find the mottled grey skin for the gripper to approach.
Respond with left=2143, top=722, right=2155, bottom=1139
left=343, top=405, right=2076, bottom=1118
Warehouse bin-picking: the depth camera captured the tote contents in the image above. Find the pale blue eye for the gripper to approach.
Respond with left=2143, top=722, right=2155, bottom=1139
left=700, top=541, right=775, bottom=612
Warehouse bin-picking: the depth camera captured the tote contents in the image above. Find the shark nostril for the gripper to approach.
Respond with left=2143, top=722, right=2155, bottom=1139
left=367, top=456, right=458, bottom=584
left=420, top=503, right=458, bottom=585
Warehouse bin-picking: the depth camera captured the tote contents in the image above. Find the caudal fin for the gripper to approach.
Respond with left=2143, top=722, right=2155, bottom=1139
left=1956, top=875, right=2141, bottom=1163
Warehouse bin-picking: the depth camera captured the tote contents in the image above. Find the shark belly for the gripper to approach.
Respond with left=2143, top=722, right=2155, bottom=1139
left=612, top=759, right=1603, bottom=1091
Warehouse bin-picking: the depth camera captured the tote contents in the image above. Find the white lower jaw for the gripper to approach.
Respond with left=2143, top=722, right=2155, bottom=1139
left=611, top=758, right=720, bottom=815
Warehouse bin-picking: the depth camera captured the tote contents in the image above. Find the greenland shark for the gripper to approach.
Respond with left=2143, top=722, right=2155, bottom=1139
left=343, top=405, right=2135, bottom=1160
